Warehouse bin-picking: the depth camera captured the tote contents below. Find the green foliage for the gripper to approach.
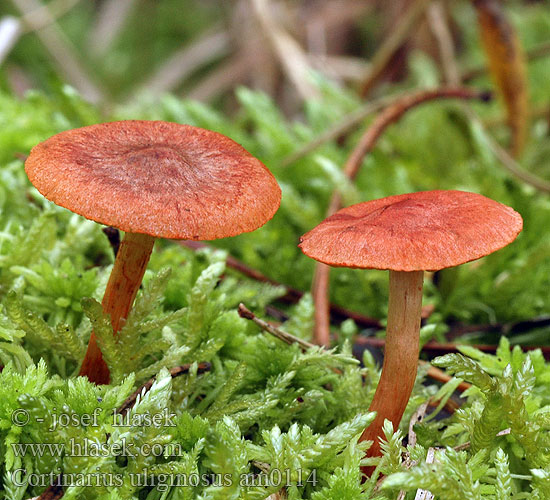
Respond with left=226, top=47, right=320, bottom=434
left=0, top=4, right=549, bottom=493
left=377, top=342, right=550, bottom=499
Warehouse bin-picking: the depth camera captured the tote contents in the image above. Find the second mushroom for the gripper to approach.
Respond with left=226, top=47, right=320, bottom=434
left=299, top=190, right=522, bottom=464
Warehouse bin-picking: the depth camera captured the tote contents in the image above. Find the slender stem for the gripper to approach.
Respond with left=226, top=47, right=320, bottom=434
left=79, top=232, right=155, bottom=384
left=360, top=270, right=424, bottom=468
left=312, top=263, right=331, bottom=346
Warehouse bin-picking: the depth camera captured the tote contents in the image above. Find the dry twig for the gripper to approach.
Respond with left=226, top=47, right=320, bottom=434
left=179, top=239, right=382, bottom=329
left=238, top=303, right=315, bottom=352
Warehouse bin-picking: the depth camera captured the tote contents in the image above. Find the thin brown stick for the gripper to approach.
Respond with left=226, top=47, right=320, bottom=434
left=312, top=87, right=490, bottom=345
left=359, top=0, right=433, bottom=97
left=238, top=302, right=469, bottom=398
left=420, top=360, right=471, bottom=392
left=338, top=88, right=489, bottom=197
left=238, top=303, right=315, bottom=352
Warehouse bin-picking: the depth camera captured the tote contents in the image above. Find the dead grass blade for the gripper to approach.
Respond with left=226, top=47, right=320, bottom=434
left=473, top=0, right=529, bottom=157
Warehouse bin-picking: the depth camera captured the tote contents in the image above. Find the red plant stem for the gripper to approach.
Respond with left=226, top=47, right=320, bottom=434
left=312, top=87, right=490, bottom=346
left=359, top=270, right=423, bottom=473
left=79, top=232, right=155, bottom=384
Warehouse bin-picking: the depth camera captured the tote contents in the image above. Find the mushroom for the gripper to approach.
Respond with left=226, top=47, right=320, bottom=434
left=299, top=190, right=522, bottom=462
left=25, top=120, right=281, bottom=385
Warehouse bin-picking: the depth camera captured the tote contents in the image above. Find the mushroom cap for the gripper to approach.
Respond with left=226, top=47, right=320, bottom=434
left=299, top=190, right=523, bottom=272
left=25, top=120, right=281, bottom=240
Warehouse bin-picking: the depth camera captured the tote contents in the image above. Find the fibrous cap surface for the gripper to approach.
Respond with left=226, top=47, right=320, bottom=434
left=299, top=190, right=523, bottom=271
left=25, top=120, right=281, bottom=240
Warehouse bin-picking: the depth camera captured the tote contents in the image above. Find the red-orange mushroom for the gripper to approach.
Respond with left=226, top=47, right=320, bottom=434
left=299, top=190, right=522, bottom=466
left=25, top=120, right=281, bottom=385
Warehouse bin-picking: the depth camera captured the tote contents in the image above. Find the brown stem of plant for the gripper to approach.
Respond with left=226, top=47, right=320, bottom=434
left=312, top=87, right=490, bottom=346
left=79, top=232, right=155, bottom=385
left=238, top=303, right=316, bottom=351
left=420, top=360, right=471, bottom=392
left=360, top=270, right=423, bottom=474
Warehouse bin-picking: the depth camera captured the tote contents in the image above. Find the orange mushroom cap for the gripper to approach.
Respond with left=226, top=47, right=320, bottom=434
left=25, top=120, right=281, bottom=240
left=299, top=190, right=523, bottom=272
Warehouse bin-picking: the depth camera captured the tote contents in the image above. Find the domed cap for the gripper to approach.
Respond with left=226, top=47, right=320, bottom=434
left=25, top=120, right=281, bottom=240
left=299, top=190, right=522, bottom=272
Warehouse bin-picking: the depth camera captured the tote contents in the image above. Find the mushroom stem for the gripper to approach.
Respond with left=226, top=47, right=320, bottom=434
left=79, top=232, right=156, bottom=384
left=360, top=270, right=424, bottom=463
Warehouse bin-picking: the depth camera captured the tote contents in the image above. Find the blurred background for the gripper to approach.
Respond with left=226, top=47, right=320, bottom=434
left=0, top=0, right=547, bottom=116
